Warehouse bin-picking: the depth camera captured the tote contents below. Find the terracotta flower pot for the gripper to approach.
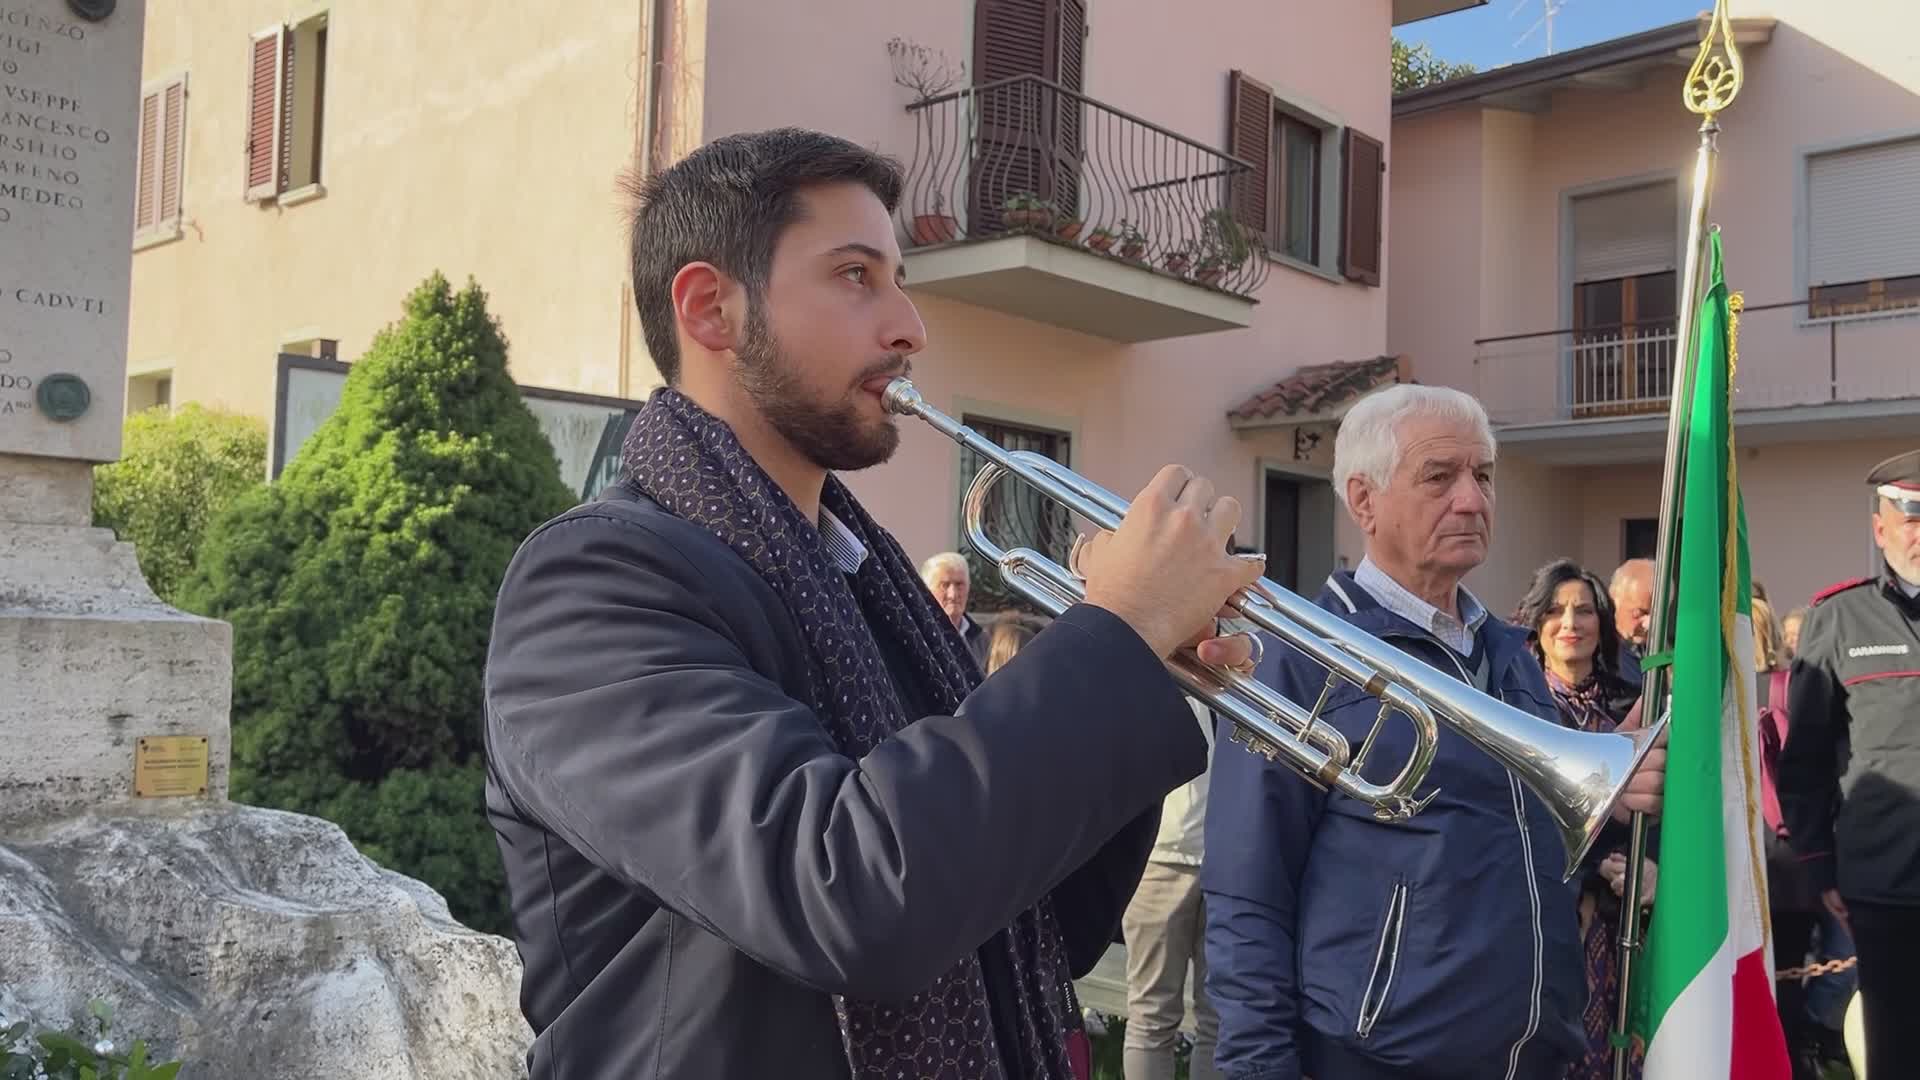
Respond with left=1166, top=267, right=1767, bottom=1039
left=1004, top=209, right=1049, bottom=229
left=1086, top=232, right=1115, bottom=253
left=909, top=214, right=959, bottom=246
left=1054, top=219, right=1084, bottom=242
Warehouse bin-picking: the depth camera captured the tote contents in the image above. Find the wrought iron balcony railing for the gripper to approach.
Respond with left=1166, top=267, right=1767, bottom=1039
left=897, top=74, right=1270, bottom=298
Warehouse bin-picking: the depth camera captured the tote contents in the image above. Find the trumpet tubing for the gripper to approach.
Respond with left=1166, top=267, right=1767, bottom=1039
left=884, top=377, right=1661, bottom=879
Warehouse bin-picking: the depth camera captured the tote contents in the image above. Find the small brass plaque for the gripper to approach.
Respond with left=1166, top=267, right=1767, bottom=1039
left=133, top=735, right=210, bottom=798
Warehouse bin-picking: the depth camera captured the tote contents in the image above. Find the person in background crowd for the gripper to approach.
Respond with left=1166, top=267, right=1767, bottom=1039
left=1782, top=605, right=1809, bottom=660
left=1779, top=448, right=1920, bottom=1080
left=1204, top=385, right=1667, bottom=1080
left=922, top=551, right=993, bottom=666
left=1122, top=695, right=1223, bottom=1080
left=1752, top=594, right=1827, bottom=1080
left=1512, top=557, right=1654, bottom=1080
left=983, top=611, right=1043, bottom=675
left=1608, top=559, right=1654, bottom=680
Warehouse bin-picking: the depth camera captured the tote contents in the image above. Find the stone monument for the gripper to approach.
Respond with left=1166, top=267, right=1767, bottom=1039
left=1, top=3, right=531, bottom=1073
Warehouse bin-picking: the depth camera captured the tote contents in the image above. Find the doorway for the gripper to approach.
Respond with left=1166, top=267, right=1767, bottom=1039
left=1262, top=468, right=1336, bottom=594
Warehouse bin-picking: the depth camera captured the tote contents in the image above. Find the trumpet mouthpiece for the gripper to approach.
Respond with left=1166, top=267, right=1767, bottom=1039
left=881, top=377, right=922, bottom=416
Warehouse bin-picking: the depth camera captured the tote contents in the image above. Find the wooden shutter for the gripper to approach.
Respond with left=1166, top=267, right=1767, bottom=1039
left=159, top=79, right=186, bottom=223
left=245, top=27, right=286, bottom=201
left=971, top=0, right=1054, bottom=232
left=276, top=31, right=298, bottom=193
left=1226, top=70, right=1274, bottom=244
left=134, top=89, right=159, bottom=232
left=1340, top=127, right=1385, bottom=286
left=1048, top=0, right=1085, bottom=217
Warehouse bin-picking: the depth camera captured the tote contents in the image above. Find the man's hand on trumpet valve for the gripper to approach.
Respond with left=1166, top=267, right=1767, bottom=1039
left=1068, top=463, right=1266, bottom=663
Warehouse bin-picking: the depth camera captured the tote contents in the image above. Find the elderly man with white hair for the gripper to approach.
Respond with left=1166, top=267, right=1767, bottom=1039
left=921, top=550, right=993, bottom=666
left=1200, top=384, right=1665, bottom=1080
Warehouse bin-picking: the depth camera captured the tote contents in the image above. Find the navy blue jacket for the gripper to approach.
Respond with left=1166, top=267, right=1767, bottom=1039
left=1202, top=572, right=1587, bottom=1080
left=483, top=487, right=1205, bottom=1078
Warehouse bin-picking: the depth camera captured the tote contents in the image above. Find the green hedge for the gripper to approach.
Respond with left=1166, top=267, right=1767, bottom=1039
left=179, top=273, right=576, bottom=934
left=91, top=404, right=266, bottom=608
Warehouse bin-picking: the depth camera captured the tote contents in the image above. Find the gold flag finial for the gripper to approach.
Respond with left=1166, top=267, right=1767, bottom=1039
left=1684, top=0, right=1744, bottom=116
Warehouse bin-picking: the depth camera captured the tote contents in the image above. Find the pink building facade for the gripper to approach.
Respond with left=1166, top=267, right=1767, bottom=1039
left=1390, top=5, right=1920, bottom=618
left=683, top=0, right=1483, bottom=613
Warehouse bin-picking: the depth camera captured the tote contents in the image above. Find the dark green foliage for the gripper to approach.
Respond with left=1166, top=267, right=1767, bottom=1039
left=180, top=273, right=576, bottom=934
left=90, top=404, right=267, bottom=608
left=1392, top=37, right=1478, bottom=93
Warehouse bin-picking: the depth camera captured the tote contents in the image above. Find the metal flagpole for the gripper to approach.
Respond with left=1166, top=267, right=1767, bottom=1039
left=1610, top=2, right=1746, bottom=1076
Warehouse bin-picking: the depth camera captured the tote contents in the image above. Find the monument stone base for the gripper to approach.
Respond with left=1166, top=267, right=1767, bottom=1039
left=0, top=459, right=533, bottom=1075
left=0, top=455, right=232, bottom=828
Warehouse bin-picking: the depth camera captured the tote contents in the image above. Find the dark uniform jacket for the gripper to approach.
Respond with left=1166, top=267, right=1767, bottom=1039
left=481, top=486, right=1205, bottom=1078
left=1779, top=563, right=1920, bottom=905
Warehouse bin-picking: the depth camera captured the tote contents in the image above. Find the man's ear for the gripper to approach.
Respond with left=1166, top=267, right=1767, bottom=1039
left=671, top=262, right=743, bottom=355
left=1347, top=478, right=1377, bottom=535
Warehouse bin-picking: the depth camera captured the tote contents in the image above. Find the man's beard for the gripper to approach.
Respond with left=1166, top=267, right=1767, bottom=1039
left=734, top=307, right=903, bottom=473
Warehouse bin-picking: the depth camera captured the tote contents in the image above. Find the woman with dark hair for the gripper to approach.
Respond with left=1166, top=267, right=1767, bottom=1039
left=1513, top=558, right=1656, bottom=1080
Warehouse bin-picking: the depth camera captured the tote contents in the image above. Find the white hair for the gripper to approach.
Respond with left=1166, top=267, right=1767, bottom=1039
left=919, top=551, right=969, bottom=581
left=1331, top=384, right=1496, bottom=507
left=1610, top=558, right=1654, bottom=593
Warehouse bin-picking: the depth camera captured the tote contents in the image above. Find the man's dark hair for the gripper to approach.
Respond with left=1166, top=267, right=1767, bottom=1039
left=620, top=128, right=904, bottom=384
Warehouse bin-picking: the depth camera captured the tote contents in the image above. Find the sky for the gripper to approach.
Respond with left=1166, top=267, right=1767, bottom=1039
left=1401, top=0, right=1714, bottom=72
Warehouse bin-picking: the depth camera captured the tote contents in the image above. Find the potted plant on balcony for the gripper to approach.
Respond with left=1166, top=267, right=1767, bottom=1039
left=1054, top=212, right=1086, bottom=243
left=909, top=192, right=960, bottom=247
left=1193, top=251, right=1230, bottom=287
left=1192, top=209, right=1251, bottom=286
left=888, top=37, right=966, bottom=248
left=1002, top=192, right=1052, bottom=230
left=1085, top=224, right=1116, bottom=253
left=1116, top=220, right=1146, bottom=261
left=1161, top=243, right=1193, bottom=276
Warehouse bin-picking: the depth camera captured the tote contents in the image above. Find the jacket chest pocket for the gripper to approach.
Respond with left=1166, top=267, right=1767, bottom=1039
left=1839, top=669, right=1920, bottom=753
left=1356, top=877, right=1410, bottom=1039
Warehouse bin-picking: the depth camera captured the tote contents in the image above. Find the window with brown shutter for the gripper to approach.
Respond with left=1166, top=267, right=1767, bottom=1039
left=1340, top=127, right=1385, bottom=286
left=245, top=27, right=285, bottom=201
left=244, top=12, right=329, bottom=205
left=134, top=91, right=160, bottom=231
left=159, top=80, right=186, bottom=222
left=134, top=73, right=188, bottom=244
left=1226, top=71, right=1273, bottom=248
left=970, top=0, right=1086, bottom=230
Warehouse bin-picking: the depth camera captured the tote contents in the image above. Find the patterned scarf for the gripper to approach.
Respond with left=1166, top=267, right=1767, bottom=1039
left=1544, top=669, right=1617, bottom=734
left=620, top=387, right=1085, bottom=1080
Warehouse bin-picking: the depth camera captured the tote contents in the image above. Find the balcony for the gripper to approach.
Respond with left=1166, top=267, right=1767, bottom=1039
left=895, top=74, right=1269, bottom=343
left=1474, top=300, right=1920, bottom=464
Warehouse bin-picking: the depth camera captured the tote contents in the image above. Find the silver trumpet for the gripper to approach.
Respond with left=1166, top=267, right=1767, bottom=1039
left=884, top=377, right=1661, bottom=879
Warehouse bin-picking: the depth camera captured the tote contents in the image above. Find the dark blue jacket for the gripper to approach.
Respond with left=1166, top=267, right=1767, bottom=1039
left=1202, top=571, right=1587, bottom=1080
left=483, top=486, right=1204, bottom=1078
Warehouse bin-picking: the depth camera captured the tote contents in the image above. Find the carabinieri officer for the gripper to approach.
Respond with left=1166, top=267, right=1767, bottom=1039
left=1778, top=447, right=1920, bottom=1080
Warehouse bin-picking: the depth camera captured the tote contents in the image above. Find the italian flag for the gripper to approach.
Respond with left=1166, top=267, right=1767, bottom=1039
left=1634, top=230, right=1790, bottom=1078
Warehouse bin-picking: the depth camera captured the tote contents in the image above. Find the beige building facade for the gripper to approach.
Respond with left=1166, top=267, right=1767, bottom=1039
left=1390, top=3, right=1920, bottom=617
left=129, top=0, right=1489, bottom=611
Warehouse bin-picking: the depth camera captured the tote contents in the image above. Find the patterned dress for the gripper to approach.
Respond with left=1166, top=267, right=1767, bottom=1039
left=1547, top=670, right=1646, bottom=1080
